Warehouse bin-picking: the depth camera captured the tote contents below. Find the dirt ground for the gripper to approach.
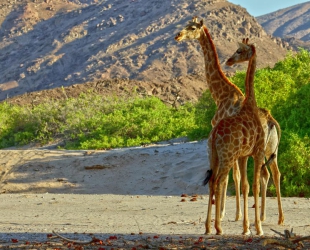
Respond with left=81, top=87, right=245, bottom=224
left=0, top=194, right=309, bottom=249
left=0, top=193, right=310, bottom=249
left=0, top=144, right=310, bottom=249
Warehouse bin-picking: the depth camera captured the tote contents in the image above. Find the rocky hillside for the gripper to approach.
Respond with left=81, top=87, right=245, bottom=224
left=257, top=1, right=310, bottom=43
left=0, top=0, right=290, bottom=101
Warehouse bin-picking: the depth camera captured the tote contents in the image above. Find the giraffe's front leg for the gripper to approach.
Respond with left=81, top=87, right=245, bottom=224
left=253, top=156, right=264, bottom=236
left=235, top=159, right=245, bottom=221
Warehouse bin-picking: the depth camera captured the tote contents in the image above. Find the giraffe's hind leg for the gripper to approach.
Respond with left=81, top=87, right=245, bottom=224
left=260, top=164, right=270, bottom=222
left=264, top=125, right=284, bottom=225
left=205, top=181, right=214, bottom=234
left=268, top=154, right=284, bottom=225
left=214, top=164, right=232, bottom=235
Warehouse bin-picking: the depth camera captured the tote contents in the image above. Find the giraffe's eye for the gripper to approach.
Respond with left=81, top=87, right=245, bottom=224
left=189, top=26, right=196, bottom=30
left=237, top=49, right=242, bottom=54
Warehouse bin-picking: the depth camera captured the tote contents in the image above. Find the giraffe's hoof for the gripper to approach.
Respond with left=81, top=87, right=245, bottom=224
left=215, top=229, right=223, bottom=235
left=260, top=214, right=266, bottom=221
left=205, top=226, right=211, bottom=235
left=235, top=213, right=242, bottom=221
left=242, top=230, right=251, bottom=236
left=256, top=227, right=264, bottom=236
left=204, top=229, right=212, bottom=235
left=278, top=218, right=285, bottom=225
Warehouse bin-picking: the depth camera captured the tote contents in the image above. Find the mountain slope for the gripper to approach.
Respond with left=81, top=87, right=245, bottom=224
left=0, top=0, right=289, bottom=101
left=257, top=1, right=310, bottom=41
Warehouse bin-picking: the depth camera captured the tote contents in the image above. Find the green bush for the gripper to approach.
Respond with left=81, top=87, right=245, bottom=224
left=67, top=97, right=197, bottom=149
left=277, top=131, right=310, bottom=197
left=0, top=95, right=197, bottom=150
left=187, top=90, right=216, bottom=139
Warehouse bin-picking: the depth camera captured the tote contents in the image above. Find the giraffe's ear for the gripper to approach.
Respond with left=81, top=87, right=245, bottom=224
left=200, top=19, right=204, bottom=26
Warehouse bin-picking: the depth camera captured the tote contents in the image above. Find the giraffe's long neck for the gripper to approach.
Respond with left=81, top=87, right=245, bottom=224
left=244, top=45, right=258, bottom=108
left=199, top=26, right=243, bottom=107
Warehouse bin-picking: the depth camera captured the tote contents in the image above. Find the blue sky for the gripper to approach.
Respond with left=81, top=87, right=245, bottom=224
left=228, top=0, right=309, bottom=16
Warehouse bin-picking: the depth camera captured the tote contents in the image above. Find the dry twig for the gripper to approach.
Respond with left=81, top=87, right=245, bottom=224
left=52, top=230, right=94, bottom=245
left=262, top=228, right=309, bottom=249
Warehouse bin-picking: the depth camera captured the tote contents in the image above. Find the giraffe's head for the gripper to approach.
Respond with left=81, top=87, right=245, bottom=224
left=175, top=16, right=204, bottom=42
left=226, top=38, right=255, bottom=66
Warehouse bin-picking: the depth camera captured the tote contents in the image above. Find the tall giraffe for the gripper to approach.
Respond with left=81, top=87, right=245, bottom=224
left=226, top=40, right=284, bottom=226
left=204, top=38, right=265, bottom=235
left=175, top=17, right=284, bottom=227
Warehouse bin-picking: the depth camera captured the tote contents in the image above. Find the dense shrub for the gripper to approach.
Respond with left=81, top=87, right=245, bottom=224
left=187, top=90, right=216, bottom=139
left=0, top=95, right=197, bottom=149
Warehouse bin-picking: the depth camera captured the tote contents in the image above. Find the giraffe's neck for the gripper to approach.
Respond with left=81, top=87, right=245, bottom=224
left=243, top=46, right=258, bottom=108
left=199, top=26, right=243, bottom=107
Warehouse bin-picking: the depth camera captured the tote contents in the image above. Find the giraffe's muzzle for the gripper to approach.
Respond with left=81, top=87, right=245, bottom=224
left=175, top=33, right=182, bottom=41
left=226, top=58, right=234, bottom=66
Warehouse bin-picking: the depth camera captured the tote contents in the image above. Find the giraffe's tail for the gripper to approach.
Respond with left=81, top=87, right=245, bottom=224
left=203, top=169, right=213, bottom=186
left=263, top=153, right=276, bottom=168
left=202, top=127, right=218, bottom=186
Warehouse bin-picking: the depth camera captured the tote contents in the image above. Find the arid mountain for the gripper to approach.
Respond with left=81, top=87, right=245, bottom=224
left=281, top=36, right=310, bottom=52
left=257, top=2, right=310, bottom=43
left=0, top=0, right=290, bottom=101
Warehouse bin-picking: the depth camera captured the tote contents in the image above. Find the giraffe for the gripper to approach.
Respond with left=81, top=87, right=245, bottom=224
left=226, top=40, right=284, bottom=226
left=204, top=38, right=266, bottom=235
left=175, top=17, right=284, bottom=228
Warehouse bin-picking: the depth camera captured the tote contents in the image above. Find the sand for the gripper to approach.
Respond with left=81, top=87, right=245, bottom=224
left=0, top=139, right=310, bottom=248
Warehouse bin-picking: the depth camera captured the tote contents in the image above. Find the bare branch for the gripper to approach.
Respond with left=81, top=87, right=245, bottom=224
left=263, top=228, right=309, bottom=249
left=52, top=230, right=93, bottom=245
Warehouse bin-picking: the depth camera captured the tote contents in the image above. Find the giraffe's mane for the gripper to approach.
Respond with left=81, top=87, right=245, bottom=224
left=242, top=43, right=257, bottom=106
